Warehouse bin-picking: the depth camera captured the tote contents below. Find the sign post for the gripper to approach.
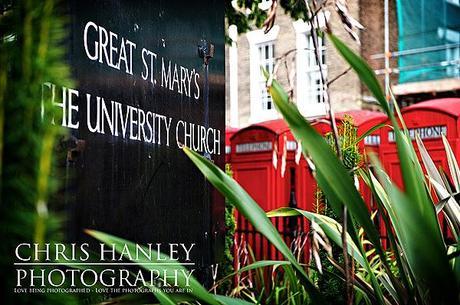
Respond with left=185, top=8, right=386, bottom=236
left=53, top=0, right=225, bottom=284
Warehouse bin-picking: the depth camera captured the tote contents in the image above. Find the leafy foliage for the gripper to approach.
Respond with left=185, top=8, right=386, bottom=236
left=329, top=32, right=457, bottom=304
left=216, top=164, right=237, bottom=295
left=179, top=33, right=460, bottom=304
left=0, top=1, right=77, bottom=304
left=316, top=115, right=362, bottom=305
left=90, top=31, right=460, bottom=304
left=3, top=2, right=458, bottom=305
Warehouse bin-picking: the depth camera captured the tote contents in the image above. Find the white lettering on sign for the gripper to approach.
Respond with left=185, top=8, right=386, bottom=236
left=40, top=22, right=217, bottom=156
left=84, top=93, right=172, bottom=146
left=141, top=48, right=157, bottom=85
left=236, top=141, right=273, bottom=153
left=41, top=83, right=80, bottom=129
left=364, top=134, right=380, bottom=146
left=41, top=84, right=221, bottom=156
left=83, top=21, right=137, bottom=75
left=82, top=21, right=201, bottom=99
left=388, top=125, right=447, bottom=142
left=176, top=121, right=221, bottom=155
left=161, top=58, right=200, bottom=100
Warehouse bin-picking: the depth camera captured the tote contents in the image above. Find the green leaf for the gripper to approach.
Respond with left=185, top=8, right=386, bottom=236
left=154, top=289, right=177, bottom=305
left=182, top=147, right=324, bottom=303
left=267, top=207, right=367, bottom=268
left=329, top=33, right=458, bottom=302
left=267, top=74, right=382, bottom=255
left=214, top=295, right=256, bottom=305
left=390, top=89, right=407, bottom=131
left=359, top=167, right=413, bottom=303
left=417, top=135, right=460, bottom=237
left=354, top=123, right=387, bottom=146
left=442, top=135, right=460, bottom=191
left=371, top=160, right=458, bottom=304
left=237, top=260, right=291, bottom=274
left=86, top=230, right=220, bottom=305
left=266, top=72, right=386, bottom=305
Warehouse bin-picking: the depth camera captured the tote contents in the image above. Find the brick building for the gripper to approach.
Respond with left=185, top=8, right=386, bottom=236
left=226, top=0, right=460, bottom=128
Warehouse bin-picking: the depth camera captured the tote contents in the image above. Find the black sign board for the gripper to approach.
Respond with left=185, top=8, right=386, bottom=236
left=57, top=0, right=225, bottom=283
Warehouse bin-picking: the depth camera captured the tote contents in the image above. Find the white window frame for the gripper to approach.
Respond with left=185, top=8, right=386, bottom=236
left=293, top=14, right=329, bottom=117
left=258, top=0, right=272, bottom=10
left=258, top=43, right=275, bottom=112
left=247, top=26, right=280, bottom=123
left=228, top=24, right=239, bottom=127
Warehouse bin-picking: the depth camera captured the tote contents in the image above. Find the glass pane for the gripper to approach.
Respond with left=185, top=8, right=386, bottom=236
left=256, top=42, right=275, bottom=111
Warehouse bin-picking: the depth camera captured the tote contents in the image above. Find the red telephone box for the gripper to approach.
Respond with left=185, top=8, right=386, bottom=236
left=230, top=119, right=308, bottom=260
left=230, top=119, right=304, bottom=211
left=225, top=127, right=238, bottom=164
left=380, top=98, right=460, bottom=189
left=230, top=111, right=387, bottom=259
left=380, top=98, right=460, bottom=240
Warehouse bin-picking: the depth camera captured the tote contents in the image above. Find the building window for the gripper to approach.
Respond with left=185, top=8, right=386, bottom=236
left=305, top=34, right=327, bottom=105
left=247, top=26, right=280, bottom=123
left=258, top=43, right=275, bottom=111
left=296, top=32, right=327, bottom=115
left=293, top=16, right=329, bottom=117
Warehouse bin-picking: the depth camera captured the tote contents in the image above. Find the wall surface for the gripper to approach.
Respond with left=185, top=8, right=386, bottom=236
left=360, top=0, right=398, bottom=108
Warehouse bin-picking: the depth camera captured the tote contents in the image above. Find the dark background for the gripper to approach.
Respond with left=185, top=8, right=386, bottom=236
left=64, top=0, right=225, bottom=284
